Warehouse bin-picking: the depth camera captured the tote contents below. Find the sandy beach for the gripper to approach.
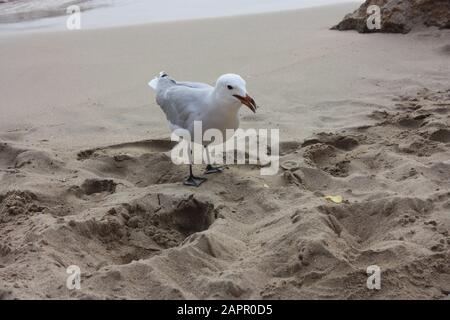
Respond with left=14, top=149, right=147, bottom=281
left=0, top=2, right=449, bottom=299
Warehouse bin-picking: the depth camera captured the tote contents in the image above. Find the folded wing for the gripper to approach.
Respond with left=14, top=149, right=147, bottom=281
left=149, top=74, right=213, bottom=131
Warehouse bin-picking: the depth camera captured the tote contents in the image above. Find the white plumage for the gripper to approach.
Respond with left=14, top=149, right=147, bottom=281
left=148, top=72, right=257, bottom=140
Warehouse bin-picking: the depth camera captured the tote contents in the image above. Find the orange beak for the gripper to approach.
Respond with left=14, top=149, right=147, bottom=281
left=233, top=94, right=257, bottom=113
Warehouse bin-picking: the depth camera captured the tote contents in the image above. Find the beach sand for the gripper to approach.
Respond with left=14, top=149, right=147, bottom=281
left=0, top=3, right=449, bottom=299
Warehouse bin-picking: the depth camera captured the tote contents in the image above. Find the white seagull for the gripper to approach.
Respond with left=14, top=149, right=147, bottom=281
left=148, top=72, right=258, bottom=186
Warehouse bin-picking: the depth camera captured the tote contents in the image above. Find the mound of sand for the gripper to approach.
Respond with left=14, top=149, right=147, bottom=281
left=1, top=89, right=449, bottom=299
left=332, top=0, right=450, bottom=33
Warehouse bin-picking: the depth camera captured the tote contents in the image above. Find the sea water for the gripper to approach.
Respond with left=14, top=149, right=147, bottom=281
left=0, top=0, right=360, bottom=34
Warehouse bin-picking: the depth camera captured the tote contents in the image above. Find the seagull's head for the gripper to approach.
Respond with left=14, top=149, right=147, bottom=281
left=215, top=74, right=257, bottom=113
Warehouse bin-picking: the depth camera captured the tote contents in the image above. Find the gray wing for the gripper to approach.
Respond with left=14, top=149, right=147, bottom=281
left=175, top=81, right=213, bottom=89
left=155, top=78, right=211, bottom=130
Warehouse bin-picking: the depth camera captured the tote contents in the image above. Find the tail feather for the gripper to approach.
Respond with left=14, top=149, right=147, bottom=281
left=148, top=71, right=168, bottom=90
left=148, top=77, right=159, bottom=90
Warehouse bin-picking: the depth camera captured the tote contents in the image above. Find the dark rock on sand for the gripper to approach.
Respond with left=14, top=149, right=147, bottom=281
left=332, top=0, right=450, bottom=34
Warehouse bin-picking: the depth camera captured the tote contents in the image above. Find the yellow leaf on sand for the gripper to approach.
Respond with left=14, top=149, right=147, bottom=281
left=325, top=195, right=343, bottom=204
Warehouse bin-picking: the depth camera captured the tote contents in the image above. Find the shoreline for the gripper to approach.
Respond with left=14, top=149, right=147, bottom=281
left=0, top=1, right=360, bottom=35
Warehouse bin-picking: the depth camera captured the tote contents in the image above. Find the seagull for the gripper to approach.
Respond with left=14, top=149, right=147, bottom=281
left=148, top=72, right=258, bottom=187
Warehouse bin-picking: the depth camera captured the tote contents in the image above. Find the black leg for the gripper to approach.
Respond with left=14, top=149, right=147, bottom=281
left=204, top=164, right=223, bottom=174
left=203, top=145, right=223, bottom=174
left=184, top=164, right=207, bottom=187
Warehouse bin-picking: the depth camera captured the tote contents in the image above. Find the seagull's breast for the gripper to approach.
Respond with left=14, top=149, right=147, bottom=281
left=198, top=101, right=240, bottom=136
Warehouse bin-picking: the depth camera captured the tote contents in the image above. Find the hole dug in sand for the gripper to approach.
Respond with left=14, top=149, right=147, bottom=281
left=318, top=197, right=433, bottom=245
left=80, top=179, right=117, bottom=195
left=76, top=139, right=185, bottom=186
left=297, top=133, right=362, bottom=178
left=0, top=190, right=46, bottom=221
left=429, top=129, right=450, bottom=143
left=60, top=193, right=215, bottom=265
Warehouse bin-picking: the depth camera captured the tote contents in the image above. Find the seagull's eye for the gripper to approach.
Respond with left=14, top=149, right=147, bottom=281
left=227, top=85, right=233, bottom=90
